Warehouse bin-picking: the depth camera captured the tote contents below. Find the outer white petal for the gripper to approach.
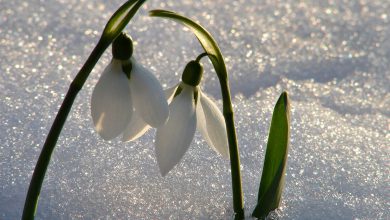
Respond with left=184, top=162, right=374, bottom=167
left=196, top=91, right=229, bottom=158
left=164, top=83, right=179, bottom=103
left=155, top=84, right=196, bottom=176
left=91, top=60, right=132, bottom=140
left=122, top=83, right=179, bottom=142
left=121, top=109, right=150, bottom=142
left=129, top=59, right=169, bottom=127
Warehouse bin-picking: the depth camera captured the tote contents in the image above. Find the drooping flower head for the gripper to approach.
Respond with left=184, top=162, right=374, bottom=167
left=91, top=33, right=169, bottom=141
left=155, top=59, right=229, bottom=176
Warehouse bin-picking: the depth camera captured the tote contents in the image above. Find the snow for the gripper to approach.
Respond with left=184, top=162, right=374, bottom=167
left=0, top=0, right=389, bottom=219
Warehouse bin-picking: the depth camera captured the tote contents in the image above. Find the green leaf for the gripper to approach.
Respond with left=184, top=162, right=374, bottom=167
left=102, top=0, right=147, bottom=43
left=149, top=9, right=227, bottom=80
left=252, top=91, right=291, bottom=219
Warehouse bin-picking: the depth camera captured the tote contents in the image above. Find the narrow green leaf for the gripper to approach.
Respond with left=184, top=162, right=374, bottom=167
left=102, top=0, right=146, bottom=43
left=253, top=91, right=291, bottom=219
left=149, top=9, right=227, bottom=80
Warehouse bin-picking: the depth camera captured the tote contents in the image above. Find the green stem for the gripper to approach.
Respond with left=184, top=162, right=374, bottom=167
left=22, top=39, right=109, bottom=220
left=148, top=9, right=245, bottom=217
left=219, top=78, right=244, bottom=218
left=196, top=54, right=244, bottom=216
left=195, top=52, right=209, bottom=62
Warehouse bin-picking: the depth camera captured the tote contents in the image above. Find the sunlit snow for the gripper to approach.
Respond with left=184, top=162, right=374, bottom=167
left=0, top=0, right=389, bottom=219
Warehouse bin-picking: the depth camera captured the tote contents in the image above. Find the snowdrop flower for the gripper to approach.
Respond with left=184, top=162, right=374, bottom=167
left=156, top=60, right=229, bottom=176
left=91, top=33, right=169, bottom=140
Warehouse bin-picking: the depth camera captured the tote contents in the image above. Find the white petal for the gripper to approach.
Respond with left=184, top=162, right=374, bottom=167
left=130, top=59, right=169, bottom=127
left=196, top=91, right=229, bottom=158
left=122, top=83, right=179, bottom=142
left=121, top=109, right=150, bottom=142
left=155, top=84, right=197, bottom=176
left=164, top=83, right=179, bottom=103
left=91, top=60, right=132, bottom=140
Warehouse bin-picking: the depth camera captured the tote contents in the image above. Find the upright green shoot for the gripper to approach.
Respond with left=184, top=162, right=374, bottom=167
left=252, top=92, right=291, bottom=219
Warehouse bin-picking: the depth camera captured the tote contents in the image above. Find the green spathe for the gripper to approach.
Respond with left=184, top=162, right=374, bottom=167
left=252, top=91, right=291, bottom=219
left=102, top=0, right=146, bottom=43
left=149, top=9, right=227, bottom=81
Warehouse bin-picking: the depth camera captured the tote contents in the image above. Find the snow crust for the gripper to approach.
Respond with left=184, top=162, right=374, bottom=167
left=0, top=0, right=389, bottom=219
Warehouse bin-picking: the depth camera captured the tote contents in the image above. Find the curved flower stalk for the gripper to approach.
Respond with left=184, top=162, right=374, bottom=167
left=22, top=1, right=146, bottom=219
left=150, top=10, right=244, bottom=217
left=91, top=34, right=169, bottom=141
left=156, top=60, right=229, bottom=176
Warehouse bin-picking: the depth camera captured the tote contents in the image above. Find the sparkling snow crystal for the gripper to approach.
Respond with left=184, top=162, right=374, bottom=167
left=0, top=0, right=389, bottom=219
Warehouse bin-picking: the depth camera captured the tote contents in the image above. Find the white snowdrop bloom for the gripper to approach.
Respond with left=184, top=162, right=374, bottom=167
left=91, top=33, right=169, bottom=141
left=155, top=61, right=229, bottom=176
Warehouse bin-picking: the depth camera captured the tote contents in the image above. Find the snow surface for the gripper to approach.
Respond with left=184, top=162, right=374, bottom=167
left=1, top=0, right=389, bottom=219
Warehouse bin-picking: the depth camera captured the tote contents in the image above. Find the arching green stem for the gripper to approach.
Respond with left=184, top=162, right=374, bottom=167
left=22, top=1, right=146, bottom=219
left=149, top=10, right=244, bottom=218
left=195, top=52, right=209, bottom=62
